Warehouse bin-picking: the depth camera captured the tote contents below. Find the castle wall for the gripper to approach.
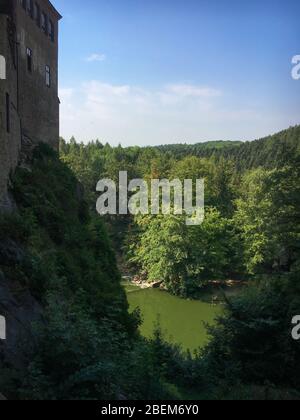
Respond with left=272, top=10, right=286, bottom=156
left=0, top=0, right=61, bottom=210
left=16, top=0, right=60, bottom=150
left=0, top=12, right=22, bottom=211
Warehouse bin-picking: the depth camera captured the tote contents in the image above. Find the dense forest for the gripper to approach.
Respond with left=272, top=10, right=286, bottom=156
left=0, top=126, right=299, bottom=399
left=60, top=125, right=300, bottom=296
left=60, top=126, right=300, bottom=398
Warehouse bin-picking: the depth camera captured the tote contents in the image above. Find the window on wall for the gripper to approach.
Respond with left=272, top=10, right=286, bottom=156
left=34, top=2, right=40, bottom=27
left=41, top=12, right=48, bottom=34
left=45, top=66, right=51, bottom=87
left=6, top=93, right=10, bottom=134
left=26, top=48, right=32, bottom=73
left=27, top=0, right=34, bottom=18
left=49, top=20, right=55, bottom=42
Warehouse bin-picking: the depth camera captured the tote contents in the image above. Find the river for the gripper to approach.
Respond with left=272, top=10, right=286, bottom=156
left=124, top=283, right=223, bottom=353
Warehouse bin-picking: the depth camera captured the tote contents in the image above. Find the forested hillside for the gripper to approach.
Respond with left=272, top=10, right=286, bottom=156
left=156, top=140, right=242, bottom=159
left=155, top=125, right=300, bottom=170
left=1, top=126, right=299, bottom=400
left=58, top=126, right=300, bottom=399
left=213, top=126, right=299, bottom=170
left=0, top=145, right=171, bottom=400
left=60, top=125, right=300, bottom=295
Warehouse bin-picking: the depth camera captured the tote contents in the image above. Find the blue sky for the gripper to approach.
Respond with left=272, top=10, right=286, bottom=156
left=53, top=0, right=300, bottom=146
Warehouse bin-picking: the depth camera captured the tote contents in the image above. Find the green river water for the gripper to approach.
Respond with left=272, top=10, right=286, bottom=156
left=124, top=283, right=223, bottom=352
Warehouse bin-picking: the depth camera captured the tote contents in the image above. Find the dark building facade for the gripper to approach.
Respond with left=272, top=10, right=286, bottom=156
left=0, top=0, right=61, bottom=209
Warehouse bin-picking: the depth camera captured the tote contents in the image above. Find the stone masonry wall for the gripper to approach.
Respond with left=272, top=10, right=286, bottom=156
left=0, top=0, right=61, bottom=211
left=0, top=12, right=22, bottom=211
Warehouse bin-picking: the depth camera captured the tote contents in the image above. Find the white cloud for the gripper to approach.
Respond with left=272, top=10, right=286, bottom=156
left=59, top=81, right=296, bottom=146
left=85, top=53, right=106, bottom=62
left=165, top=84, right=221, bottom=98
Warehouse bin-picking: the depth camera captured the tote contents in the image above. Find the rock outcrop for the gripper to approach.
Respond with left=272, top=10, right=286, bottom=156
left=0, top=241, right=43, bottom=372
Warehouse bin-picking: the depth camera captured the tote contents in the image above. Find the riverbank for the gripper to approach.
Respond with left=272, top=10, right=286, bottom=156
left=122, top=276, right=164, bottom=289
left=122, top=275, right=247, bottom=301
